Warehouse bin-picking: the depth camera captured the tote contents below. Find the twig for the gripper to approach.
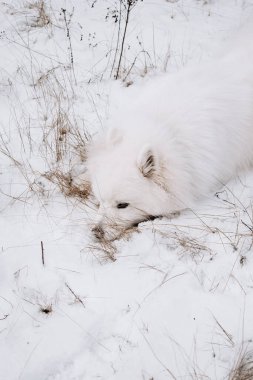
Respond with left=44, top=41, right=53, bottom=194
left=41, top=241, right=45, bottom=266
left=241, top=219, right=253, bottom=233
left=115, top=1, right=136, bottom=79
left=213, top=314, right=234, bottom=347
left=62, top=8, right=77, bottom=85
left=139, top=328, right=177, bottom=379
left=65, top=282, right=85, bottom=308
left=0, top=314, right=9, bottom=321
left=110, top=1, right=122, bottom=77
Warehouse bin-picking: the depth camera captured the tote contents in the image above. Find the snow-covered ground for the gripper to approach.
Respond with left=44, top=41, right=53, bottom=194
left=1, top=1, right=253, bottom=379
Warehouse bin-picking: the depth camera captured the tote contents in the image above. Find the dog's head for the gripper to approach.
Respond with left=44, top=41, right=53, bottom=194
left=86, top=128, right=177, bottom=241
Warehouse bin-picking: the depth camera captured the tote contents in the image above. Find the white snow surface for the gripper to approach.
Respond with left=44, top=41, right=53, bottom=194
left=1, top=1, right=253, bottom=379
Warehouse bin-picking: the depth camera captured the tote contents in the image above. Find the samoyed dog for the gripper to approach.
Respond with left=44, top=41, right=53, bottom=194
left=83, top=25, right=253, bottom=241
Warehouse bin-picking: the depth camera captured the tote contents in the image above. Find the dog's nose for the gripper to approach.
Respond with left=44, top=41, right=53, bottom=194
left=92, top=225, right=104, bottom=240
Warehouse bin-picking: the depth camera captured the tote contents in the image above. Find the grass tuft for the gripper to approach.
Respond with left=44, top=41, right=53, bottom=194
left=229, top=350, right=253, bottom=380
left=43, top=170, right=90, bottom=200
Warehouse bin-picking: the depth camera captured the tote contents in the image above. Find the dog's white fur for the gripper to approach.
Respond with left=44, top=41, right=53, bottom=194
left=86, top=25, right=253, bottom=241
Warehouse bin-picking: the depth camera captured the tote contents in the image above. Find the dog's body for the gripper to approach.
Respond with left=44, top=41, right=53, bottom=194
left=86, top=25, right=253, bottom=241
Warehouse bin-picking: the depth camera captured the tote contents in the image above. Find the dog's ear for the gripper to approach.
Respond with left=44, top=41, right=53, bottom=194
left=106, top=128, right=123, bottom=146
left=137, top=145, right=156, bottom=178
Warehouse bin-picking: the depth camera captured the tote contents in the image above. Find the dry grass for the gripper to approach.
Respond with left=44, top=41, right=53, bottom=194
left=43, top=169, right=90, bottom=200
left=86, top=241, right=117, bottom=263
left=27, top=0, right=51, bottom=28
left=4, top=0, right=51, bottom=30
left=86, top=222, right=141, bottom=262
left=30, top=63, right=92, bottom=201
left=228, top=350, right=253, bottom=380
left=34, top=65, right=89, bottom=161
left=148, top=224, right=214, bottom=263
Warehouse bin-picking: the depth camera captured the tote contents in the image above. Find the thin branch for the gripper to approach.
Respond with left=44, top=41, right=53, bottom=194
left=41, top=241, right=45, bottom=266
left=65, top=282, right=86, bottom=308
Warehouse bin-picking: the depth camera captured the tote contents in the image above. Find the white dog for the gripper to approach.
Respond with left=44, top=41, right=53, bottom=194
left=84, top=25, right=253, bottom=241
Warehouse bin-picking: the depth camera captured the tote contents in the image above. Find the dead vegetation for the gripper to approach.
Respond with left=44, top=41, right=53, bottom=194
left=4, top=0, right=52, bottom=30
left=228, top=350, right=253, bottom=380
left=0, top=62, right=91, bottom=205
left=27, top=0, right=51, bottom=28
left=40, top=304, right=53, bottom=314
left=86, top=241, right=117, bottom=263
left=43, top=170, right=90, bottom=200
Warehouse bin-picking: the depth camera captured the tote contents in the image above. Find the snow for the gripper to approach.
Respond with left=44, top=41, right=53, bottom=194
left=1, top=0, right=253, bottom=379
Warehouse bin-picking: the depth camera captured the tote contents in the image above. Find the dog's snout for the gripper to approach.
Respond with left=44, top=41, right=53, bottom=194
left=92, top=225, right=104, bottom=240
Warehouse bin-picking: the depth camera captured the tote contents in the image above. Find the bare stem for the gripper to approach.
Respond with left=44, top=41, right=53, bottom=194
left=41, top=241, right=45, bottom=266
left=115, top=1, right=131, bottom=79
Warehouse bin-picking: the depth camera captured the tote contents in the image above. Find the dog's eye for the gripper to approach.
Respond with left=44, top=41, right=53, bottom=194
left=117, top=202, right=129, bottom=209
